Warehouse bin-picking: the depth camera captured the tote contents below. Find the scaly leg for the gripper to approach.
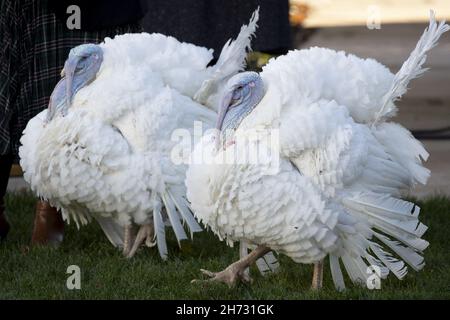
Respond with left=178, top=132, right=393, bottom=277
left=192, top=245, right=270, bottom=287
left=239, top=241, right=251, bottom=279
left=311, top=260, right=324, bottom=290
left=123, top=225, right=134, bottom=256
left=126, top=223, right=155, bottom=258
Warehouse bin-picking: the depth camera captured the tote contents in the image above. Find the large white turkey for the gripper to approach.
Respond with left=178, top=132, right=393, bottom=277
left=186, top=12, right=449, bottom=289
left=20, top=9, right=279, bottom=268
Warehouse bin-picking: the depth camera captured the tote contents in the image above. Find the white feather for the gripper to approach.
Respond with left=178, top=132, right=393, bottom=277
left=194, top=8, right=259, bottom=109
left=20, top=18, right=258, bottom=259
left=167, top=188, right=202, bottom=237
left=153, top=203, right=168, bottom=260
left=186, top=13, right=446, bottom=290
left=374, top=10, right=450, bottom=124
left=161, top=192, right=188, bottom=245
left=329, top=255, right=346, bottom=291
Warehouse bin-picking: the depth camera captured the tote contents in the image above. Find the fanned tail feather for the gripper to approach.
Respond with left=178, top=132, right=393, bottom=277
left=194, top=7, right=259, bottom=106
left=373, top=123, right=430, bottom=186
left=365, top=253, right=390, bottom=278
left=343, top=195, right=429, bottom=240
left=341, top=254, right=370, bottom=285
left=329, top=255, right=346, bottom=291
left=240, top=241, right=280, bottom=276
left=368, top=241, right=408, bottom=279
left=372, top=231, right=425, bottom=271
left=161, top=192, right=188, bottom=245
left=153, top=201, right=168, bottom=260
left=373, top=10, right=450, bottom=124
left=329, top=193, right=428, bottom=290
left=167, top=188, right=202, bottom=237
left=95, top=215, right=124, bottom=247
left=256, top=252, right=280, bottom=275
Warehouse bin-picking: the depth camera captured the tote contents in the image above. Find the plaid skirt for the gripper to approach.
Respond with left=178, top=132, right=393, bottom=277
left=0, top=0, right=142, bottom=160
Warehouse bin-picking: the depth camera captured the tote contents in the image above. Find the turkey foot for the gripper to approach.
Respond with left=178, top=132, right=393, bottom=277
left=311, top=260, right=324, bottom=290
left=126, top=223, right=155, bottom=258
left=192, top=245, right=270, bottom=287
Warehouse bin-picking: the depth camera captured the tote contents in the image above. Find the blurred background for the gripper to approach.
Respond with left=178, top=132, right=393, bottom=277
left=7, top=0, right=450, bottom=198
left=289, top=0, right=450, bottom=198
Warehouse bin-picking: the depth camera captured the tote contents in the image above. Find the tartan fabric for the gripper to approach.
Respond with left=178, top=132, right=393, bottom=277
left=0, top=0, right=142, bottom=160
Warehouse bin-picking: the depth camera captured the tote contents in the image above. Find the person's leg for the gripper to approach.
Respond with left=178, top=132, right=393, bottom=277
left=0, top=154, right=13, bottom=240
left=14, top=2, right=62, bottom=246
left=31, top=200, right=65, bottom=245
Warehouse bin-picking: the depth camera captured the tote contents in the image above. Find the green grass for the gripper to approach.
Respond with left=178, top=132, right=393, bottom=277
left=1, top=191, right=449, bottom=299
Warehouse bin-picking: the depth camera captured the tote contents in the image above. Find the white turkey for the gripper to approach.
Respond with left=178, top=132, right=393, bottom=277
left=186, top=12, right=449, bottom=290
left=19, top=9, right=279, bottom=268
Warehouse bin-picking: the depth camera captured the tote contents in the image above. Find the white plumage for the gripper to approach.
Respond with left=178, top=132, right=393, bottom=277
left=19, top=10, right=273, bottom=260
left=186, top=12, right=448, bottom=289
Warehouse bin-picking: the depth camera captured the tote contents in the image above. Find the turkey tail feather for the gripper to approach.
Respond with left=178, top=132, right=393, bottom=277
left=161, top=192, right=188, bottom=245
left=95, top=216, right=124, bottom=247
left=194, top=7, right=259, bottom=105
left=153, top=204, right=168, bottom=260
left=330, top=255, right=346, bottom=291
left=240, top=241, right=280, bottom=275
left=167, top=188, right=203, bottom=237
left=256, top=252, right=280, bottom=275
left=329, top=194, right=428, bottom=289
left=373, top=10, right=449, bottom=125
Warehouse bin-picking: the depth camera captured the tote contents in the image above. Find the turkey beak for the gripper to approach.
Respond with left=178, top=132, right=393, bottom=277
left=216, top=91, right=234, bottom=131
left=63, top=56, right=81, bottom=108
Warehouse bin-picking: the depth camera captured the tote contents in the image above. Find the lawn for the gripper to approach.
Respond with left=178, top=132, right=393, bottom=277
left=1, top=191, right=449, bottom=299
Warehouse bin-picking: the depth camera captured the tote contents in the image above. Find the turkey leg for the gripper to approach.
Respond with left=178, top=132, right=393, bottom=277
left=311, top=259, right=324, bottom=290
left=192, top=245, right=270, bottom=287
left=123, top=225, right=135, bottom=256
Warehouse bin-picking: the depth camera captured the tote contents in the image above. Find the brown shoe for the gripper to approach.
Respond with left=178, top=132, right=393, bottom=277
left=31, top=200, right=65, bottom=246
left=0, top=201, right=10, bottom=241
